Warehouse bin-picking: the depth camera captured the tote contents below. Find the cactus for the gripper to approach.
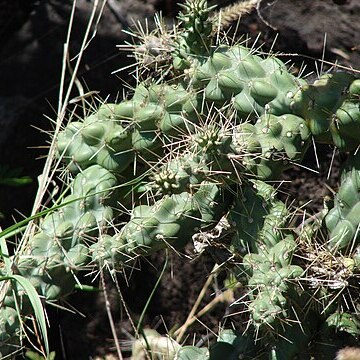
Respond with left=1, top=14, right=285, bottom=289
left=229, top=181, right=304, bottom=335
left=174, top=0, right=215, bottom=67
left=13, top=165, right=118, bottom=300
left=190, top=45, right=306, bottom=118
left=0, top=306, right=20, bottom=358
left=330, top=79, right=360, bottom=151
left=325, top=152, right=360, bottom=252
left=0, top=165, right=119, bottom=354
left=232, top=113, right=311, bottom=179
left=1, top=0, right=360, bottom=358
left=175, top=329, right=257, bottom=359
left=57, top=84, right=201, bottom=174
left=291, top=73, right=359, bottom=147
left=91, top=182, right=232, bottom=267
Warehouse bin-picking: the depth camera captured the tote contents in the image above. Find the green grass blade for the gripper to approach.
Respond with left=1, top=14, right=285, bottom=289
left=0, top=275, right=49, bottom=356
left=0, top=231, right=11, bottom=273
left=136, top=252, right=168, bottom=333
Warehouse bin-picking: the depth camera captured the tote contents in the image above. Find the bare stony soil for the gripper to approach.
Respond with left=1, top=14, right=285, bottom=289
left=0, top=1, right=359, bottom=358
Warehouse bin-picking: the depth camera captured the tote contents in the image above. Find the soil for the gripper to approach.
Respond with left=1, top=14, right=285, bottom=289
left=0, top=1, right=359, bottom=359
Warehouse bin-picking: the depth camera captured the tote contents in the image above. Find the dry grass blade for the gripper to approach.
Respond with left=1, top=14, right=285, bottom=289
left=22, top=0, right=108, bottom=252
left=100, top=267, right=124, bottom=360
left=175, top=264, right=218, bottom=343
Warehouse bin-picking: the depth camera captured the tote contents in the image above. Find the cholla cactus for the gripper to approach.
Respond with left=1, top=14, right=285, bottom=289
left=1, top=0, right=360, bottom=358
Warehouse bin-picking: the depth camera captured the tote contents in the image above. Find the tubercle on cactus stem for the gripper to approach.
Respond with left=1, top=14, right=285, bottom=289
left=1, top=0, right=360, bottom=358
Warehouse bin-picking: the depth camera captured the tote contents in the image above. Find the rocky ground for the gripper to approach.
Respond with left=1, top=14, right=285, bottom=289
left=0, top=1, right=359, bottom=358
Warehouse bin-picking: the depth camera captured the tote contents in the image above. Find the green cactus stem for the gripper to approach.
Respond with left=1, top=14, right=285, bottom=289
left=91, top=182, right=232, bottom=267
left=232, top=113, right=311, bottom=179
left=291, top=72, right=359, bottom=147
left=173, top=0, right=216, bottom=70
left=229, top=180, right=304, bottom=332
left=57, top=84, right=201, bottom=174
left=325, top=152, right=360, bottom=252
